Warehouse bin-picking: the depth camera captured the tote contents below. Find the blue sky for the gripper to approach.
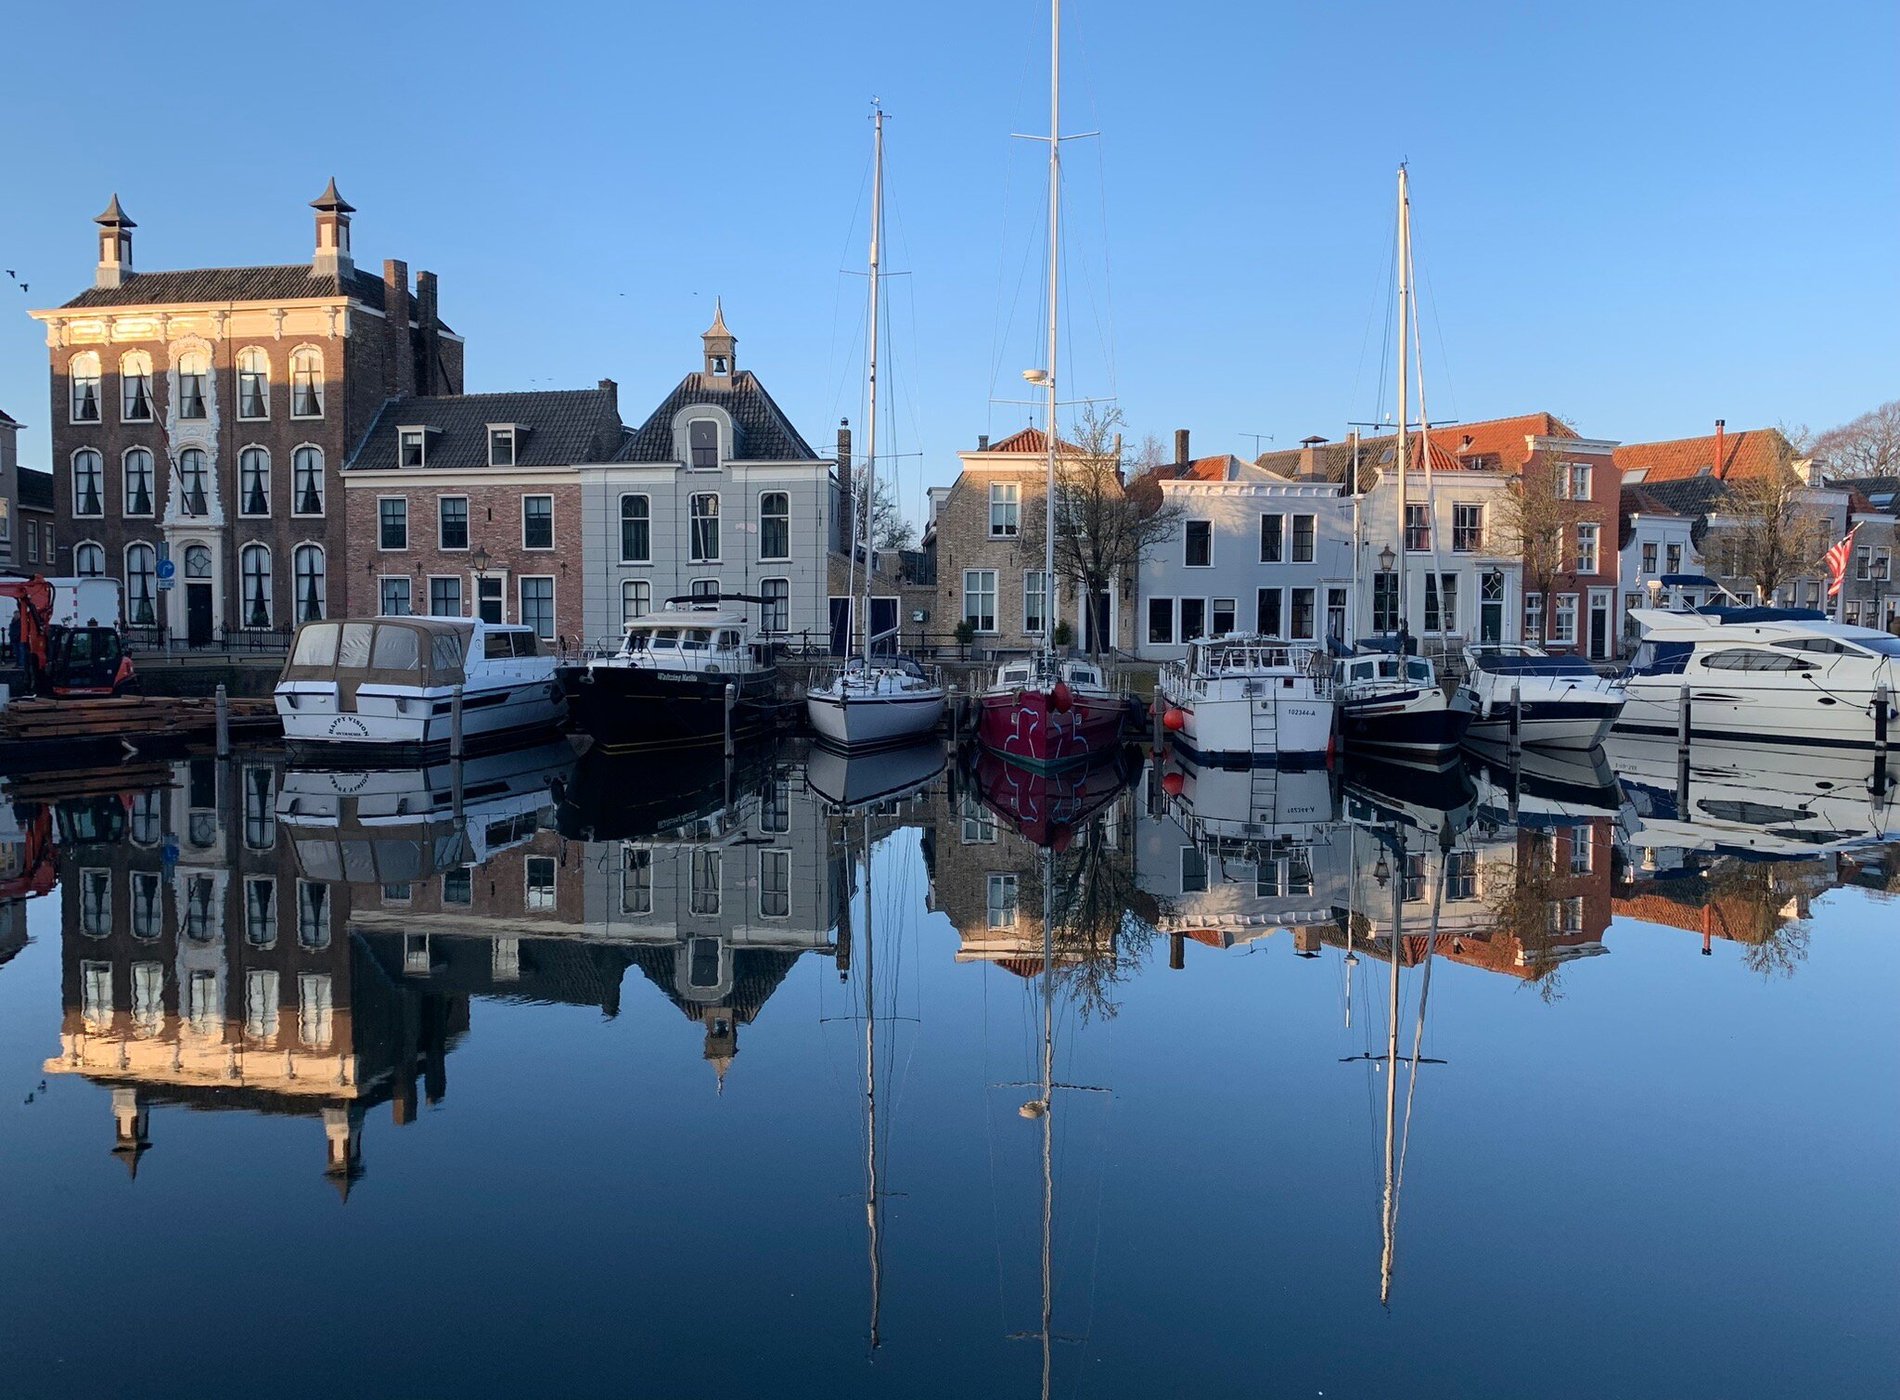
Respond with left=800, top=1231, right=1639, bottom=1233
left=1, top=0, right=1893, bottom=527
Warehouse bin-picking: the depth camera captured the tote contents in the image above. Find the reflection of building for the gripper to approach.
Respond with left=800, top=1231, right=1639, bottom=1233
left=42, top=756, right=458, bottom=1196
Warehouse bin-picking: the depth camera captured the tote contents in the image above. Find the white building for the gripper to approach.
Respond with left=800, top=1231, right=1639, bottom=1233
left=578, top=309, right=838, bottom=649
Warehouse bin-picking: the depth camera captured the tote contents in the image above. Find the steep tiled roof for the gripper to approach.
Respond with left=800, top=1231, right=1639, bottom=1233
left=1258, top=423, right=1502, bottom=485
left=16, top=468, right=53, bottom=511
left=1613, top=427, right=1791, bottom=482
left=60, top=263, right=396, bottom=311
left=1616, top=475, right=1733, bottom=548
left=344, top=388, right=624, bottom=471
left=979, top=425, right=1082, bottom=456
left=616, top=370, right=817, bottom=463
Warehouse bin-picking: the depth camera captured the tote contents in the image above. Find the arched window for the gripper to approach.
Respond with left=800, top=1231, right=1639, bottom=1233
left=120, top=351, right=153, bottom=421
left=71, top=449, right=104, bottom=517
left=74, top=542, right=105, bottom=578
left=292, top=445, right=324, bottom=516
left=622, top=579, right=651, bottom=624
left=184, top=544, right=212, bottom=579
left=290, top=346, right=324, bottom=418
left=177, top=448, right=209, bottom=515
left=759, top=491, right=790, bottom=560
left=123, top=447, right=155, bottom=516
left=236, top=347, right=269, bottom=420
left=239, top=446, right=270, bottom=516
left=125, top=544, right=158, bottom=626
left=619, top=494, right=650, bottom=562
left=174, top=348, right=209, bottom=419
left=69, top=352, right=101, bottom=422
left=240, top=544, right=272, bottom=629
left=293, top=544, right=326, bottom=622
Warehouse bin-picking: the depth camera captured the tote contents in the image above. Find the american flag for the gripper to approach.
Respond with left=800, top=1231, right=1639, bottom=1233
left=1825, top=523, right=1860, bottom=599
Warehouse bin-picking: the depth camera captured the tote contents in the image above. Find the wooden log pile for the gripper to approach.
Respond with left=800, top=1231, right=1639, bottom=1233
left=0, top=696, right=281, bottom=747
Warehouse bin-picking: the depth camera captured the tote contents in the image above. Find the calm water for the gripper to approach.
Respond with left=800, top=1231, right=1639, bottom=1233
left=0, top=733, right=1894, bottom=1399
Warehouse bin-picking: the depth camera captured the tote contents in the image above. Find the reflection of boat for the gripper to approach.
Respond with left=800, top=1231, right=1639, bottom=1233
left=277, top=617, right=565, bottom=755
left=552, top=739, right=775, bottom=842
left=1465, top=740, right=1623, bottom=826
left=1619, top=607, right=1900, bottom=749
left=806, top=739, right=945, bottom=812
left=1607, top=732, right=1897, bottom=860
left=1157, top=746, right=1336, bottom=846
left=1341, top=754, right=1476, bottom=843
left=1156, top=636, right=1334, bottom=766
left=1460, top=643, right=1624, bottom=749
left=970, top=743, right=1141, bottom=849
left=277, top=740, right=576, bottom=883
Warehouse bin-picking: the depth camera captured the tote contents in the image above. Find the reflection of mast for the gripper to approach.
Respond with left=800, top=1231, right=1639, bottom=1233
left=863, top=809, right=882, bottom=1352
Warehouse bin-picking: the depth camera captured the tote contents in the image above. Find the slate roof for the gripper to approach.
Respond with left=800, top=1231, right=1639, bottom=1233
left=1617, top=475, right=1733, bottom=548
left=60, top=263, right=398, bottom=312
left=1614, top=426, right=1792, bottom=482
left=624, top=945, right=807, bottom=1025
left=345, top=388, right=625, bottom=471
left=616, top=370, right=818, bottom=463
left=16, top=468, right=53, bottom=511
left=1258, top=413, right=1579, bottom=486
left=1828, top=474, right=1900, bottom=513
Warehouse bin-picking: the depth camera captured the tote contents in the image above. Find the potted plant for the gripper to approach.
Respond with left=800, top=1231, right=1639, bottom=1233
left=953, top=619, right=976, bottom=659
left=1052, top=620, right=1074, bottom=654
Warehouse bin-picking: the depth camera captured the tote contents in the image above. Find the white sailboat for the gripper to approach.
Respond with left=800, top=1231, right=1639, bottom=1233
left=807, top=103, right=946, bottom=750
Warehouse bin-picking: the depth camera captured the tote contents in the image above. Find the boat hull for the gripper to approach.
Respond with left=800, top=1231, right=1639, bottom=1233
left=276, top=677, right=566, bottom=758
left=968, top=742, right=1140, bottom=846
left=1615, top=676, right=1892, bottom=750
left=976, top=687, right=1132, bottom=771
left=805, top=688, right=945, bottom=750
left=1156, top=688, right=1333, bottom=767
left=1339, top=687, right=1474, bottom=755
left=1466, top=701, right=1619, bottom=751
left=559, top=664, right=776, bottom=754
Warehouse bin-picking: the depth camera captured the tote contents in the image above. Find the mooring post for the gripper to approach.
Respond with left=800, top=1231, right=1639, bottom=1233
left=214, top=683, right=230, bottom=759
left=1675, top=681, right=1691, bottom=808
left=1152, top=683, right=1164, bottom=749
left=948, top=684, right=959, bottom=744
left=1508, top=679, right=1522, bottom=763
left=1874, top=680, right=1890, bottom=797
left=724, top=682, right=737, bottom=759
left=450, top=684, right=465, bottom=761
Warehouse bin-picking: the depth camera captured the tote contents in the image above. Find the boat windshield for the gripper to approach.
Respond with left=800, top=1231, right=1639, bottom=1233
left=1850, top=635, right=1900, bottom=658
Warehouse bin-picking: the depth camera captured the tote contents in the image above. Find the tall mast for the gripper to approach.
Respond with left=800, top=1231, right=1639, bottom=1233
left=1043, top=0, right=1061, bottom=658
left=861, top=103, right=885, bottom=663
left=863, top=809, right=882, bottom=1350
left=1394, top=165, right=1411, bottom=635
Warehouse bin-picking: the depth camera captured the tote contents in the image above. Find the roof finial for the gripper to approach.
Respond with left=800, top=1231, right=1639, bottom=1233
left=702, top=298, right=736, bottom=377
left=94, top=194, right=135, bottom=229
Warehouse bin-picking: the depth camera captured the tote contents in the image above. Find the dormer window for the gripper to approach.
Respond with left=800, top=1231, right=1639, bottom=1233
left=488, top=426, right=517, bottom=467
left=399, top=427, right=428, bottom=468
left=688, top=419, right=720, bottom=471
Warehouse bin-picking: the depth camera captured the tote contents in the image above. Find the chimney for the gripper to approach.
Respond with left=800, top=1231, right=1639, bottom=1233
left=977, top=434, right=990, bottom=451
left=310, top=178, right=354, bottom=278
left=836, top=419, right=853, bottom=552
left=1169, top=933, right=1185, bottom=971
left=1297, top=434, right=1326, bottom=481
left=1174, top=428, right=1191, bottom=467
left=1713, top=419, right=1726, bottom=478
left=383, top=260, right=415, bottom=399
left=93, top=195, right=135, bottom=290
left=596, top=377, right=618, bottom=420
left=414, top=271, right=441, bottom=395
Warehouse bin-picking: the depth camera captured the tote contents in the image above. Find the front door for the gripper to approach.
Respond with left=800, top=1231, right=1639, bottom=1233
left=1480, top=571, right=1504, bottom=643
left=1588, top=588, right=1610, bottom=659
left=1084, top=590, right=1111, bottom=653
left=477, top=577, right=504, bottom=625
left=186, top=582, right=213, bottom=646
left=870, top=597, right=898, bottom=657
left=828, top=597, right=851, bottom=656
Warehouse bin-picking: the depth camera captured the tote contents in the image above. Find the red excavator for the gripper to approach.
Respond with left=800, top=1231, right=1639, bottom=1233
left=0, top=576, right=137, bottom=699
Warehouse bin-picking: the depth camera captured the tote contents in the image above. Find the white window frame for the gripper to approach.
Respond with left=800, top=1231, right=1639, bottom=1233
left=69, top=351, right=102, bottom=424
left=1148, top=596, right=1176, bottom=646
left=759, top=849, right=791, bottom=919
left=291, top=444, right=325, bottom=518
left=521, top=493, right=555, bottom=551
left=236, top=347, right=270, bottom=421
left=622, top=579, right=653, bottom=626
left=1576, top=522, right=1599, bottom=576
left=289, top=346, right=324, bottom=419
left=174, top=348, right=209, bottom=421
left=378, top=495, right=409, bottom=551
left=986, top=873, right=1018, bottom=929
left=759, top=577, right=789, bottom=634
left=1259, top=513, right=1284, bottom=563
left=989, top=482, right=1020, bottom=538
left=524, top=855, right=557, bottom=911
left=293, top=543, right=327, bottom=623
left=619, top=493, right=650, bottom=563
left=235, top=445, right=270, bottom=518
left=399, top=426, right=428, bottom=468
left=517, top=574, right=556, bottom=641
left=428, top=575, right=464, bottom=618
left=758, top=490, right=791, bottom=562
left=1289, top=586, right=1318, bottom=641
left=437, top=495, right=470, bottom=551
left=1551, top=593, right=1579, bottom=645
left=239, top=543, right=273, bottom=630
left=963, top=568, right=998, bottom=633
left=379, top=575, right=412, bottom=617
left=1641, top=542, right=1658, bottom=575
left=488, top=425, right=518, bottom=468
left=1023, top=569, right=1047, bottom=635
left=687, top=418, right=721, bottom=471
left=1183, top=519, right=1213, bottom=568
left=689, top=492, right=721, bottom=562
left=120, top=350, right=154, bottom=422
left=71, top=448, right=105, bottom=518
left=1451, top=502, right=1483, bottom=553
left=125, top=543, right=160, bottom=627
left=1292, top=513, right=1317, bottom=563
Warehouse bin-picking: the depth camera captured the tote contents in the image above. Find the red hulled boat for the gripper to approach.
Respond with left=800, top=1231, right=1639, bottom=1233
left=975, top=654, right=1137, bottom=772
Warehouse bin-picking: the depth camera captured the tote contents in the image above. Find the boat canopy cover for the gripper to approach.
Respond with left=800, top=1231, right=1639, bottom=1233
left=1695, top=606, right=1829, bottom=625
left=282, top=617, right=476, bottom=687
left=1467, top=650, right=1598, bottom=677
left=1659, top=573, right=1723, bottom=588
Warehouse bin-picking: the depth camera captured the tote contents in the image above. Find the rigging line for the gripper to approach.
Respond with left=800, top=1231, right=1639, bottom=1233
left=981, top=963, right=1015, bottom=1336
left=1372, top=204, right=1400, bottom=430
left=1420, top=261, right=1460, bottom=426
left=1348, top=213, right=1400, bottom=430
left=826, top=151, right=877, bottom=424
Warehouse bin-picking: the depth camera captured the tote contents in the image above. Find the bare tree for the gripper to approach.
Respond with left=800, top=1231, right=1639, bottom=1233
left=1811, top=399, right=1900, bottom=479
left=1491, top=459, right=1582, bottom=645
left=1131, top=433, right=1170, bottom=474
left=850, top=463, right=916, bottom=552
left=1702, top=451, right=1833, bottom=603
left=1050, top=403, right=1182, bottom=654
left=1481, top=832, right=1571, bottom=1003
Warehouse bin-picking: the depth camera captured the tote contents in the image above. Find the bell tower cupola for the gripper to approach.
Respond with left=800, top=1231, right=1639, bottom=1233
left=310, top=177, right=355, bottom=278
left=93, top=194, right=135, bottom=290
left=702, top=298, right=736, bottom=378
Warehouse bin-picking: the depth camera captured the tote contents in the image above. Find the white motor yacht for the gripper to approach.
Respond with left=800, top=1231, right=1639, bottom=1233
left=276, top=616, right=564, bottom=755
left=1619, top=606, right=1900, bottom=750
left=1157, top=635, right=1334, bottom=767
left=1335, top=645, right=1475, bottom=758
left=1460, top=643, right=1624, bottom=750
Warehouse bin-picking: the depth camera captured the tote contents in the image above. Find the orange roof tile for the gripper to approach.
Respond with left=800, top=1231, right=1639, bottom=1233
left=983, top=426, right=1079, bottom=456
left=1613, top=427, right=1792, bottom=482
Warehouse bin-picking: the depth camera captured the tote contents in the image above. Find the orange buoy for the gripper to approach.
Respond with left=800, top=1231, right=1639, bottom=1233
left=1162, top=707, right=1186, bottom=732
left=1161, top=771, right=1185, bottom=797
left=1050, top=682, right=1074, bottom=713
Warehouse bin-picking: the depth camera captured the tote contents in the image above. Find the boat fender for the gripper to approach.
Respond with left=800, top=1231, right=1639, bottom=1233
left=1162, top=707, right=1186, bottom=732
left=1049, top=823, right=1074, bottom=853
left=1161, top=771, right=1185, bottom=797
left=1050, top=682, right=1074, bottom=713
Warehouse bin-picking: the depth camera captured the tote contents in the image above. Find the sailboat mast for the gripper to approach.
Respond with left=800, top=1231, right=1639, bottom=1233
left=861, top=104, right=885, bottom=663
left=1039, top=846, right=1056, bottom=1398
left=863, top=809, right=882, bottom=1350
left=1042, top=0, right=1061, bottom=658
left=1380, top=830, right=1402, bottom=1305
left=1394, top=166, right=1411, bottom=634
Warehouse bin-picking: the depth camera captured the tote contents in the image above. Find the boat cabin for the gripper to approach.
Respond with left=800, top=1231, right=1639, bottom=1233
left=281, top=617, right=521, bottom=691
left=1465, top=645, right=1599, bottom=678
left=1339, top=653, right=1433, bottom=689
left=1184, top=635, right=1315, bottom=675
left=617, top=606, right=771, bottom=672
left=994, top=657, right=1105, bottom=690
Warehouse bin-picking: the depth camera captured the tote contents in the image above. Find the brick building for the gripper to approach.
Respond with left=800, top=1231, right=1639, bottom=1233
left=28, top=184, right=462, bottom=644
left=341, top=385, right=625, bottom=647
left=930, top=426, right=1137, bottom=655
left=0, top=406, right=23, bottom=571
left=16, top=468, right=53, bottom=572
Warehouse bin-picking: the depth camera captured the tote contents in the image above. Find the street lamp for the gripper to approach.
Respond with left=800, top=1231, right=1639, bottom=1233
left=1378, top=544, right=1396, bottom=574
left=470, top=545, right=491, bottom=622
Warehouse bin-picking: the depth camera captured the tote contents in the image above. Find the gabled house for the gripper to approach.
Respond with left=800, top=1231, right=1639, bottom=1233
left=578, top=308, right=835, bottom=650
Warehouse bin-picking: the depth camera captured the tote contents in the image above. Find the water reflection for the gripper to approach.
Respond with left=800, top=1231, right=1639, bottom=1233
left=4, top=728, right=1896, bottom=1392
